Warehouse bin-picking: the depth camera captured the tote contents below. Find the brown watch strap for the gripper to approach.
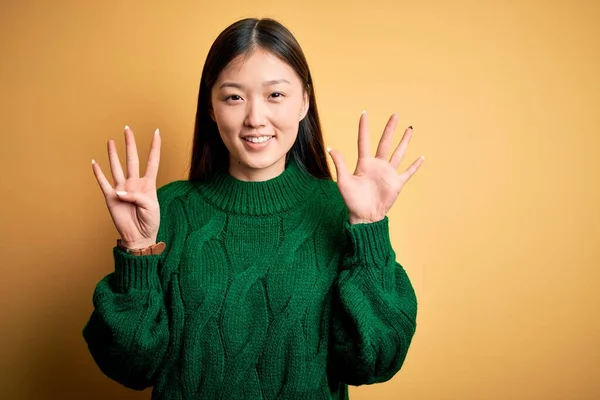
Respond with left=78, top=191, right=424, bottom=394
left=117, top=239, right=166, bottom=256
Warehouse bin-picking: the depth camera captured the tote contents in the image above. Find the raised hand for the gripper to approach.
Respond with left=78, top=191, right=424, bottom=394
left=92, top=126, right=162, bottom=249
left=327, top=111, right=424, bottom=225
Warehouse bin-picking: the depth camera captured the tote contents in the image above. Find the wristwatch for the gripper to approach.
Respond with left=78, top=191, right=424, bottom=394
left=117, top=239, right=166, bottom=256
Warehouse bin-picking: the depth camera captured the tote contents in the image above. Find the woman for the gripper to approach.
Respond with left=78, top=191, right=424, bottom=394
left=84, top=17, right=424, bottom=399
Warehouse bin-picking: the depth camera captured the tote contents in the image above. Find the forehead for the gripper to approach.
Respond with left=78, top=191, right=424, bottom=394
left=217, top=49, right=300, bottom=85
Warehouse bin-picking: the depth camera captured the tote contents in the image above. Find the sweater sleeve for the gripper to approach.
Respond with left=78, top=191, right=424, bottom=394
left=82, top=182, right=188, bottom=390
left=329, top=216, right=417, bottom=386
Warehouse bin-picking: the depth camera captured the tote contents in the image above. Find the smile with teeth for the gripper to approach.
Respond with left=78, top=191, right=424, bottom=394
left=244, top=136, right=273, bottom=143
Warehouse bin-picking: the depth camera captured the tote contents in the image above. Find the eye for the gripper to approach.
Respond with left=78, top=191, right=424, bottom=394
left=269, top=92, right=285, bottom=99
left=225, top=95, right=242, bottom=102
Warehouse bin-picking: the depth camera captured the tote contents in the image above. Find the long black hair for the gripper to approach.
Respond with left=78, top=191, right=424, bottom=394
left=188, top=18, right=332, bottom=181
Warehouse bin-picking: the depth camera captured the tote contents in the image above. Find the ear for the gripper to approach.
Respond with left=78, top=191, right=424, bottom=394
left=209, top=107, right=216, bottom=122
left=299, top=91, right=310, bottom=121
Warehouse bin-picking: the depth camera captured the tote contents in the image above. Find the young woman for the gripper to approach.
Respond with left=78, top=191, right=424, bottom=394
left=84, top=17, right=424, bottom=400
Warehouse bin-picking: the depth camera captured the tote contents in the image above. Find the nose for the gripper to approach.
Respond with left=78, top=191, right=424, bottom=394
left=244, top=99, right=268, bottom=129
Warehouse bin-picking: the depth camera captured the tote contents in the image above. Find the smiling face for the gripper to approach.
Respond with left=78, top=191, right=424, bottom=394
left=210, top=49, right=309, bottom=181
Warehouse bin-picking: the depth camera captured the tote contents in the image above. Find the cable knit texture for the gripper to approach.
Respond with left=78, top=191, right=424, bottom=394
left=83, top=159, right=417, bottom=400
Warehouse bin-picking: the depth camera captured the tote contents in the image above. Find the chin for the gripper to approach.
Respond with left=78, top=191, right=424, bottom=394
left=242, top=155, right=283, bottom=170
left=231, top=149, right=289, bottom=174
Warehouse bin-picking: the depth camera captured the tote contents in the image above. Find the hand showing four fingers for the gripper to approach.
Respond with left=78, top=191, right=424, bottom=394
left=91, top=126, right=162, bottom=249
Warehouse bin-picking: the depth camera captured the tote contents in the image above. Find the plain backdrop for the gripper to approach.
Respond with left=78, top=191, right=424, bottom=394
left=1, top=0, right=599, bottom=399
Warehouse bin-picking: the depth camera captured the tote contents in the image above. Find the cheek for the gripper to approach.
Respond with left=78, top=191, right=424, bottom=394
left=214, top=107, right=241, bottom=135
left=273, top=104, right=301, bottom=131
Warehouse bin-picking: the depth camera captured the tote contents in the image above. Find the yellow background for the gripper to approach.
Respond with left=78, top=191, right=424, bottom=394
left=1, top=0, right=599, bottom=399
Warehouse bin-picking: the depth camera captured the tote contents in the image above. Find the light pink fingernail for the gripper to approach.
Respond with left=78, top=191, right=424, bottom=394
left=92, top=159, right=95, bottom=164
left=327, top=147, right=332, bottom=152
left=124, top=125, right=130, bottom=131
left=116, top=191, right=127, bottom=196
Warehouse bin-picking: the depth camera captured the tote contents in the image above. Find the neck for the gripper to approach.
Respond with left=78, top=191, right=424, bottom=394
left=228, top=157, right=286, bottom=182
left=196, top=158, right=320, bottom=216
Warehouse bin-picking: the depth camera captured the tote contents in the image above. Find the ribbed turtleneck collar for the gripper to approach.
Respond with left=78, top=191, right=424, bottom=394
left=194, top=159, right=319, bottom=216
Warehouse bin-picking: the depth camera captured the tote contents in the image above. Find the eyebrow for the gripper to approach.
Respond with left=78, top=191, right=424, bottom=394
left=218, top=79, right=291, bottom=90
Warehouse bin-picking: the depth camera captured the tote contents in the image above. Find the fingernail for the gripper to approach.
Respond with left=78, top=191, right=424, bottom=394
left=155, top=128, right=160, bottom=136
left=124, top=125, right=129, bottom=131
left=327, top=147, right=332, bottom=152
left=116, top=191, right=127, bottom=196
left=91, top=159, right=95, bottom=164
left=420, top=155, right=425, bottom=160
left=408, top=125, right=413, bottom=130
left=361, top=110, right=366, bottom=114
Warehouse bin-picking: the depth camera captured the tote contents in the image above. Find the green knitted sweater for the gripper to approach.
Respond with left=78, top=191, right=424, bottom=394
left=83, top=159, right=417, bottom=399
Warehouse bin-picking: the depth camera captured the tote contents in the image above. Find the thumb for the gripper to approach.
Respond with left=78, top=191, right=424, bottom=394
left=115, top=190, right=155, bottom=210
left=327, top=147, right=350, bottom=181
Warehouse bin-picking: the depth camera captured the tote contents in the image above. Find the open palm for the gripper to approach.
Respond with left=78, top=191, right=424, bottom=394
left=327, top=112, right=424, bottom=225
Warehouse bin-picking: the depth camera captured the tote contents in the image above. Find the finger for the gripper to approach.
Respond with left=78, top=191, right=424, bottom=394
left=125, top=125, right=140, bottom=179
left=144, top=129, right=161, bottom=180
left=357, top=110, right=370, bottom=159
left=107, top=138, right=125, bottom=187
left=327, top=147, right=351, bottom=181
left=91, top=159, right=115, bottom=197
left=375, top=113, right=399, bottom=160
left=389, top=126, right=414, bottom=169
left=114, top=189, right=156, bottom=210
left=399, top=155, right=425, bottom=183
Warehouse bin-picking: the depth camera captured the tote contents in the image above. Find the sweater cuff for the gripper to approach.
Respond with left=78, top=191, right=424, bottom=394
left=345, top=217, right=393, bottom=267
left=113, top=246, right=162, bottom=293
